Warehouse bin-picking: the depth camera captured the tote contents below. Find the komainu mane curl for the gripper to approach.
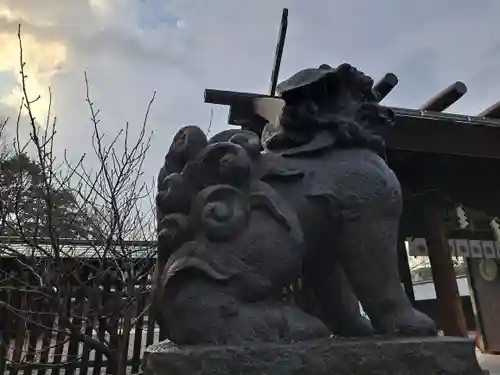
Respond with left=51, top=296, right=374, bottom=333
left=153, top=126, right=302, bottom=317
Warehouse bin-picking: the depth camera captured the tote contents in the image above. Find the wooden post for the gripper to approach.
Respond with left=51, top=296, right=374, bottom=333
left=424, top=197, right=467, bottom=337
left=397, top=235, right=415, bottom=304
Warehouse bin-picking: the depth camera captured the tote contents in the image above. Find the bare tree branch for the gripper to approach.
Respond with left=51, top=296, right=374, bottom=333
left=0, top=25, right=157, bottom=375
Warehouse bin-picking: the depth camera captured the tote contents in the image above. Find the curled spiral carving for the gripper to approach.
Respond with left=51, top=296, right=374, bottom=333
left=156, top=173, right=191, bottom=215
left=229, top=131, right=261, bottom=158
left=190, top=185, right=250, bottom=242
left=157, top=213, right=193, bottom=261
left=155, top=126, right=258, bottom=271
left=163, top=126, right=208, bottom=176
left=182, top=142, right=252, bottom=191
left=207, top=129, right=261, bottom=159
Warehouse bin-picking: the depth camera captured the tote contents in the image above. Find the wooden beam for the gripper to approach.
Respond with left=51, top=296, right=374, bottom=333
left=373, top=73, right=398, bottom=102
left=269, top=9, right=288, bottom=96
left=419, top=82, right=467, bottom=112
left=204, top=89, right=268, bottom=106
left=423, top=196, right=468, bottom=337
left=205, top=88, right=500, bottom=158
left=465, top=257, right=490, bottom=351
left=478, top=101, right=500, bottom=119
left=387, top=108, right=500, bottom=159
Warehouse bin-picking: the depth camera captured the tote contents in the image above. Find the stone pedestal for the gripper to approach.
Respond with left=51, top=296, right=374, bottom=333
left=143, top=336, right=483, bottom=375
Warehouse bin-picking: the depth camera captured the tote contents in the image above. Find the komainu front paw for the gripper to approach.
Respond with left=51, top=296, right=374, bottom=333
left=375, top=308, right=438, bottom=337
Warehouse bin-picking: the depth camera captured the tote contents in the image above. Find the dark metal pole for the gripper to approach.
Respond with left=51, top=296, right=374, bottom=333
left=269, top=8, right=288, bottom=96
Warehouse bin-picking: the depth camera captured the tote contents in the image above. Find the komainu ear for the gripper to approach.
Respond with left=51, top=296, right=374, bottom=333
left=249, top=180, right=303, bottom=243
left=163, top=125, right=208, bottom=175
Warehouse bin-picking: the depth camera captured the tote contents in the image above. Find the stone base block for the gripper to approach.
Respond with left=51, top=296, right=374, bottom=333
left=143, top=336, right=483, bottom=375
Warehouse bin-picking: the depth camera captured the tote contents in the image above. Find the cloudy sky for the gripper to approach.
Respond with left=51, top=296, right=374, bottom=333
left=1, top=0, right=500, bottom=181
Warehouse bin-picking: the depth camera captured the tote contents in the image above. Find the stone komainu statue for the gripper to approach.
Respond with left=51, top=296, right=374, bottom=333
left=152, top=63, right=437, bottom=345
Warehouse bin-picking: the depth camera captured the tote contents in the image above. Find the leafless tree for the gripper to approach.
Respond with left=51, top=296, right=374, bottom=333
left=0, top=117, right=11, bottom=162
left=0, top=25, right=157, bottom=375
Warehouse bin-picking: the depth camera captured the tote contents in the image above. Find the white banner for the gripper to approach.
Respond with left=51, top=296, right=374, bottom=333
left=408, top=238, right=500, bottom=259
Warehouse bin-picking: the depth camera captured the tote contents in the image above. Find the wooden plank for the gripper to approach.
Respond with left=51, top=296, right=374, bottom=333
left=35, top=313, right=55, bottom=375
left=146, top=259, right=158, bottom=348
left=79, top=267, right=95, bottom=375
left=25, top=328, right=39, bottom=375
left=10, top=271, right=28, bottom=375
left=51, top=261, right=74, bottom=375
left=113, top=267, right=131, bottom=375
left=424, top=197, right=468, bottom=337
left=25, top=285, right=41, bottom=375
left=65, top=263, right=86, bottom=375
left=462, top=224, right=500, bottom=352
left=92, top=272, right=109, bottom=375
left=131, top=274, right=146, bottom=374
left=49, top=318, right=66, bottom=375
left=107, top=271, right=123, bottom=375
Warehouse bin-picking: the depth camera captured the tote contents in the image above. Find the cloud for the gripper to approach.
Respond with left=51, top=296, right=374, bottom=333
left=1, top=0, right=500, bottom=182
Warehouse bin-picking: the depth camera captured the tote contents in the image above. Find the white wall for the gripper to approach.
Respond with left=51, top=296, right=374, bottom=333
left=413, top=276, right=470, bottom=301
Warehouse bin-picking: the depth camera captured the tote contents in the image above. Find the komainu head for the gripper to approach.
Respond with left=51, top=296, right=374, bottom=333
left=153, top=126, right=304, bottom=316
left=263, top=63, right=396, bottom=157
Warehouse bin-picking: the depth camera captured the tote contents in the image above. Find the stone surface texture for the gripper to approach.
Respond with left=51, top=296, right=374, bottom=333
left=144, top=336, right=483, bottom=375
